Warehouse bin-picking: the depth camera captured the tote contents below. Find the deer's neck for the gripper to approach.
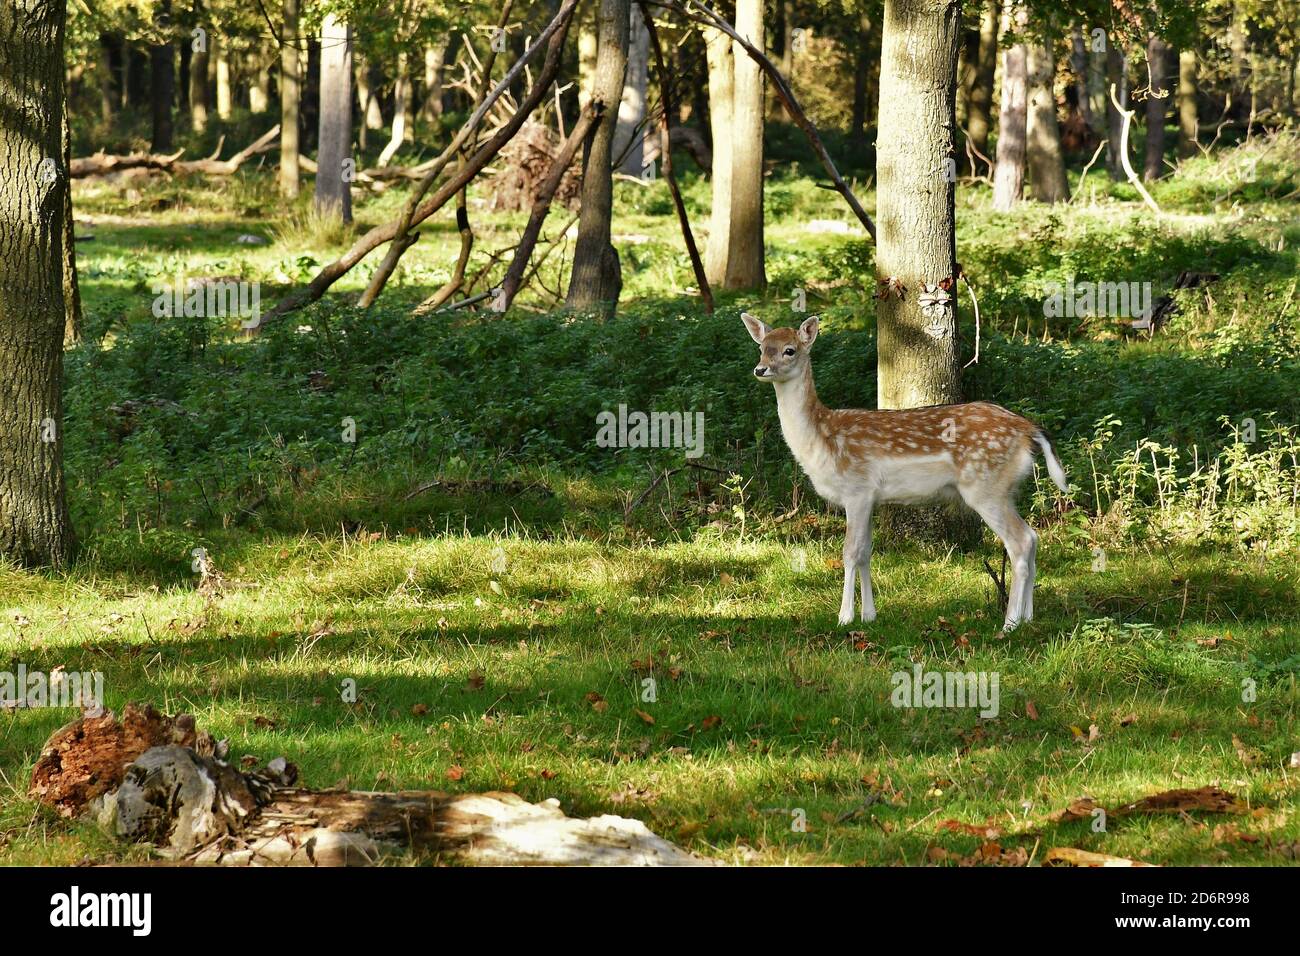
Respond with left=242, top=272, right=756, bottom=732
left=772, top=364, right=829, bottom=467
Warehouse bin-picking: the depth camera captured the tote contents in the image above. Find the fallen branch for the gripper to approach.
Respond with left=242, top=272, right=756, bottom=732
left=653, top=0, right=876, bottom=242
left=641, top=0, right=714, bottom=313
left=254, top=0, right=579, bottom=326
left=70, top=126, right=281, bottom=178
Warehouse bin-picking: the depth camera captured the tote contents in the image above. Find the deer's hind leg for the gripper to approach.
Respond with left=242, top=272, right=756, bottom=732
left=960, top=489, right=1037, bottom=629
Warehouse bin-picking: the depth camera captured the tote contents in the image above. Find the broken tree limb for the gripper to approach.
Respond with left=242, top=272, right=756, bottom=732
left=653, top=0, right=876, bottom=243
left=70, top=126, right=281, bottom=178
left=1108, top=83, right=1163, bottom=215
left=499, top=103, right=603, bottom=311
left=640, top=0, right=713, bottom=313
left=356, top=0, right=527, bottom=311
left=259, top=0, right=574, bottom=325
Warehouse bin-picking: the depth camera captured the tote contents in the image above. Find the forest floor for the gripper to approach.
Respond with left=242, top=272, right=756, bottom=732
left=2, top=123, right=1298, bottom=865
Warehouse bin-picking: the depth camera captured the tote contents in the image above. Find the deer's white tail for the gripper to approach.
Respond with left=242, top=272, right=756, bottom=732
left=1034, top=432, right=1069, bottom=492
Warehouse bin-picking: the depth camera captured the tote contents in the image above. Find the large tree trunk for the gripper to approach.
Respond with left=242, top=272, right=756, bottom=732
left=876, top=0, right=960, bottom=410
left=279, top=0, right=301, bottom=197
left=315, top=13, right=353, bottom=223
left=1069, top=28, right=1092, bottom=133
left=149, top=6, right=175, bottom=152
left=190, top=28, right=209, bottom=132
left=614, top=6, right=649, bottom=175
left=565, top=0, right=629, bottom=314
left=1144, top=36, right=1170, bottom=181
left=1026, top=42, right=1069, bottom=203
left=1177, top=47, right=1198, bottom=157
left=126, top=45, right=148, bottom=107
left=966, top=0, right=999, bottom=160
left=1105, top=45, right=1128, bottom=179
left=723, top=0, right=766, bottom=290
left=250, top=48, right=271, bottom=113
left=992, top=8, right=1027, bottom=212
left=703, top=24, right=734, bottom=285
left=0, top=0, right=76, bottom=568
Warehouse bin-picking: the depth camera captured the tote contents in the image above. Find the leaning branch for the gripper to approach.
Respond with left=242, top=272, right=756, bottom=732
left=1108, top=84, right=1162, bottom=216
left=652, top=0, right=876, bottom=242
left=253, top=0, right=579, bottom=326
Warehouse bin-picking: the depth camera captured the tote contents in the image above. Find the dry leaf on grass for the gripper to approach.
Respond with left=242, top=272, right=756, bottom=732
left=1044, top=847, right=1155, bottom=867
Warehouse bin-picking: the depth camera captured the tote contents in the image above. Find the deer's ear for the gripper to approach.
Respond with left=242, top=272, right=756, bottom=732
left=798, top=315, right=819, bottom=347
left=740, top=312, right=770, bottom=344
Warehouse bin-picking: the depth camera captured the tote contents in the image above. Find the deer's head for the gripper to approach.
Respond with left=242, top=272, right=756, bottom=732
left=742, top=313, right=819, bottom=384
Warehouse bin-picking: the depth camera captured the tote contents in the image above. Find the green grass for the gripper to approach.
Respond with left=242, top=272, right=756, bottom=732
left=3, top=121, right=1298, bottom=866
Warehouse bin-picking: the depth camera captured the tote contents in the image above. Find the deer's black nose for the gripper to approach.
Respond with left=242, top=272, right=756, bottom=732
left=754, top=366, right=769, bottom=378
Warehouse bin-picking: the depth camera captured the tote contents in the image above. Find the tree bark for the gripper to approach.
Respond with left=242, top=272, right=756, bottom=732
left=1105, top=44, right=1128, bottom=179
left=722, top=0, right=766, bottom=290
left=98, top=33, right=119, bottom=123
left=1177, top=47, right=1197, bottom=157
left=250, top=51, right=270, bottom=113
left=62, top=102, right=82, bottom=345
left=614, top=6, right=649, bottom=175
left=315, top=13, right=353, bottom=223
left=966, top=0, right=999, bottom=159
left=279, top=0, right=301, bottom=197
left=703, top=23, right=733, bottom=286
left=149, top=5, right=175, bottom=152
left=578, top=4, right=599, bottom=109
left=565, top=0, right=629, bottom=314
left=876, top=0, right=960, bottom=409
left=1069, top=27, right=1092, bottom=132
left=1144, top=36, right=1169, bottom=181
left=0, top=0, right=76, bottom=567
left=991, top=8, right=1027, bottom=212
left=1026, top=42, right=1069, bottom=203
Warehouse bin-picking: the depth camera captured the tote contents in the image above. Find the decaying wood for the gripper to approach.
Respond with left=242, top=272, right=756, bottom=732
left=29, top=704, right=212, bottom=816
left=192, top=788, right=709, bottom=866
left=31, top=706, right=709, bottom=866
left=70, top=126, right=281, bottom=178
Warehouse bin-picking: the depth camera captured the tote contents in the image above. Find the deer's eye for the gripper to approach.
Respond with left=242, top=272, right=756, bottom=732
left=783, top=347, right=796, bottom=357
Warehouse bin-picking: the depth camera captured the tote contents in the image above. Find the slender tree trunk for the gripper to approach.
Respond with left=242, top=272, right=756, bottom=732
left=876, top=0, right=961, bottom=409
left=1026, top=42, right=1069, bottom=202
left=62, top=103, right=82, bottom=344
left=419, top=44, right=445, bottom=123
left=578, top=5, right=599, bottom=109
left=724, top=0, right=766, bottom=290
left=190, top=30, right=210, bottom=132
left=0, top=0, right=76, bottom=567
left=703, top=24, right=733, bottom=286
left=1144, top=36, right=1170, bottom=181
left=849, top=14, right=872, bottom=152
left=98, top=33, right=119, bottom=123
left=127, top=45, right=148, bottom=107
left=250, top=57, right=270, bottom=113
left=1177, top=47, right=1198, bottom=157
left=992, top=7, right=1027, bottom=212
left=377, top=51, right=412, bottom=167
left=565, top=0, right=628, bottom=314
left=1105, top=45, right=1128, bottom=179
left=215, top=41, right=232, bottom=118
left=315, top=13, right=353, bottom=223
left=615, top=6, right=649, bottom=175
left=149, top=5, right=175, bottom=152
left=1070, top=27, right=1092, bottom=131
left=966, top=0, right=999, bottom=159
left=279, top=0, right=301, bottom=197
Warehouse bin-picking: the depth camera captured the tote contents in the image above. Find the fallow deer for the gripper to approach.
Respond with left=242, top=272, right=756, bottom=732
left=743, top=313, right=1068, bottom=630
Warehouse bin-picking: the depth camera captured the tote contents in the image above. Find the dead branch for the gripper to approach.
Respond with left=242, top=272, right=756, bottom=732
left=651, top=0, right=876, bottom=242
left=254, top=0, right=579, bottom=326
left=70, top=126, right=281, bottom=178
left=499, top=103, right=603, bottom=311
left=1108, top=83, right=1163, bottom=215
left=641, top=0, right=713, bottom=313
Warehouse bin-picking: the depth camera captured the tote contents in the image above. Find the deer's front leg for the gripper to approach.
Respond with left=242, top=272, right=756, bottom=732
left=839, top=500, right=875, bottom=625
